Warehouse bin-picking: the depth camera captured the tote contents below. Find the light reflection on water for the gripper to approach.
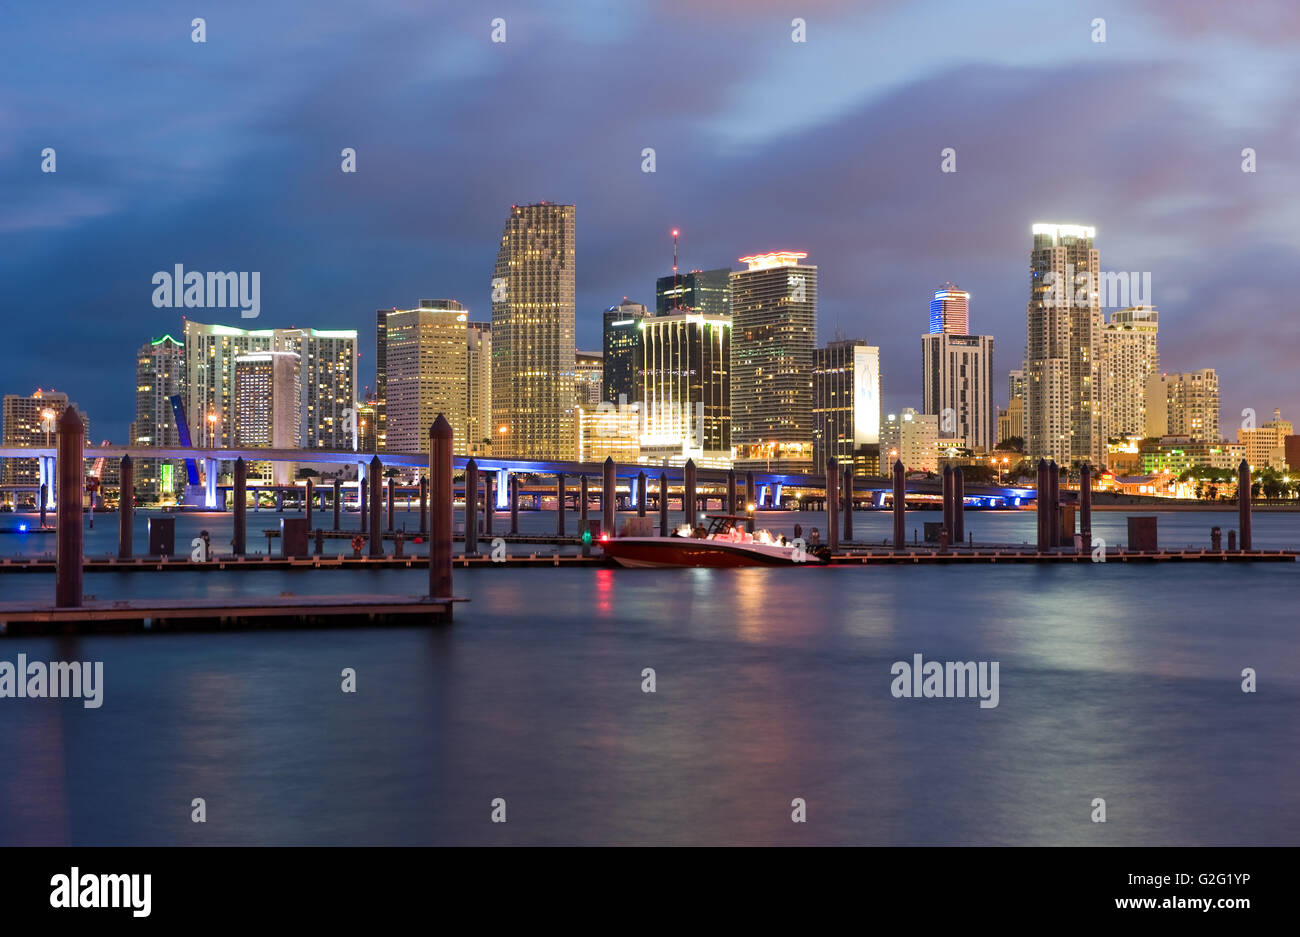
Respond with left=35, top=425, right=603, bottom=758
left=0, top=560, right=1297, bottom=845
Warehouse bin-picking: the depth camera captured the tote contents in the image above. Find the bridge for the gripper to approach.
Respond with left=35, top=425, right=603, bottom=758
left=0, top=445, right=1036, bottom=510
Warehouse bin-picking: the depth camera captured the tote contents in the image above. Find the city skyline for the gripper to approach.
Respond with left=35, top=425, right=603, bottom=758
left=5, top=2, right=1298, bottom=446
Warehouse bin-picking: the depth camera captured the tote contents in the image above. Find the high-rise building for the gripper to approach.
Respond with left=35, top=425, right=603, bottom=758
left=997, top=399, right=1025, bottom=446
left=880, top=408, right=938, bottom=474
left=813, top=340, right=880, bottom=475
left=1024, top=223, right=1103, bottom=466
left=384, top=300, right=468, bottom=454
left=575, top=351, right=604, bottom=408
left=602, top=300, right=649, bottom=405
left=929, top=283, right=970, bottom=334
left=730, top=251, right=817, bottom=471
left=923, top=332, right=994, bottom=453
left=656, top=268, right=731, bottom=318
left=1, top=389, right=89, bottom=496
left=1008, top=369, right=1025, bottom=403
left=134, top=334, right=185, bottom=502
left=1101, top=305, right=1159, bottom=443
left=576, top=402, right=641, bottom=464
left=637, top=310, right=732, bottom=467
left=375, top=309, right=389, bottom=451
left=183, top=321, right=357, bottom=452
left=1165, top=369, right=1219, bottom=441
left=234, top=351, right=301, bottom=484
left=466, top=321, right=492, bottom=456
left=1145, top=372, right=1168, bottom=437
left=355, top=397, right=379, bottom=454
left=491, top=202, right=576, bottom=460
left=1238, top=408, right=1292, bottom=469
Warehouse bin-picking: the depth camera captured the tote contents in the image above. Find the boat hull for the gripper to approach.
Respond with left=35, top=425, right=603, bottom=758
left=602, top=537, right=805, bottom=568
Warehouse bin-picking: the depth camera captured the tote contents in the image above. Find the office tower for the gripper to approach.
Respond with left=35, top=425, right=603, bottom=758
left=234, top=351, right=301, bottom=484
left=637, top=310, right=732, bottom=467
left=923, top=331, right=994, bottom=452
left=134, top=334, right=185, bottom=502
left=880, top=408, right=938, bottom=474
left=491, top=202, right=576, bottom=460
left=575, top=351, right=604, bottom=408
left=576, top=402, right=641, bottom=464
left=355, top=397, right=379, bottom=454
left=384, top=300, right=468, bottom=454
left=929, top=283, right=970, bottom=335
left=1285, top=435, right=1300, bottom=471
left=1024, top=223, right=1102, bottom=466
left=375, top=309, right=389, bottom=451
left=466, top=322, right=493, bottom=457
left=1165, top=369, right=1219, bottom=441
left=1238, top=408, right=1292, bottom=469
left=656, top=268, right=732, bottom=318
left=730, top=251, right=817, bottom=471
left=1008, top=369, right=1025, bottom=403
left=183, top=321, right=358, bottom=452
left=997, top=400, right=1025, bottom=446
left=1, top=389, right=89, bottom=494
left=813, top=340, right=880, bottom=475
left=1101, top=306, right=1159, bottom=445
left=602, top=300, right=649, bottom=404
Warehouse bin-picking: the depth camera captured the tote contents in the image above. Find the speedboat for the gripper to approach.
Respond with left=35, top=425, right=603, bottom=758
left=602, top=514, right=830, bottom=568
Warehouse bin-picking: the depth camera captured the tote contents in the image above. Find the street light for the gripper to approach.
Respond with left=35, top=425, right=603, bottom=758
left=41, top=408, right=55, bottom=447
left=206, top=412, right=218, bottom=449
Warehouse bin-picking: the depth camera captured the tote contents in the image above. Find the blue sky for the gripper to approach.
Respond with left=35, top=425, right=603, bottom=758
left=3, top=0, right=1298, bottom=442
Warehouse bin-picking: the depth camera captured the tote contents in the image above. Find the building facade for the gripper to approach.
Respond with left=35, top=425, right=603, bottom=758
left=575, top=351, right=604, bottom=408
left=929, top=283, right=970, bottom=334
left=234, top=351, right=302, bottom=484
left=1101, top=305, right=1159, bottom=442
left=656, top=268, right=731, bottom=318
left=1024, top=223, right=1103, bottom=466
left=1238, top=408, right=1292, bottom=469
left=490, top=202, right=577, bottom=460
left=729, top=251, right=817, bottom=471
left=602, top=300, right=649, bottom=406
left=880, top=408, right=938, bottom=474
left=813, top=340, right=880, bottom=475
left=1164, top=369, right=1219, bottom=441
left=922, top=332, right=994, bottom=453
left=1, top=389, right=89, bottom=495
left=384, top=300, right=468, bottom=454
left=134, top=335, right=185, bottom=502
left=637, top=311, right=732, bottom=467
left=466, top=322, right=492, bottom=456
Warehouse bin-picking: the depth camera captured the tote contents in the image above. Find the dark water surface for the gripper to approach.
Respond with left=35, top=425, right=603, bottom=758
left=1, top=544, right=1297, bottom=845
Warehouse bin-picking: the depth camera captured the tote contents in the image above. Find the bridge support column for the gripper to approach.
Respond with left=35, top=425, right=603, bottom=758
left=205, top=459, right=218, bottom=509
left=495, top=468, right=509, bottom=510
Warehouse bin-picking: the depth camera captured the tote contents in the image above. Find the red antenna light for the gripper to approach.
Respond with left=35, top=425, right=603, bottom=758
left=671, top=228, right=681, bottom=310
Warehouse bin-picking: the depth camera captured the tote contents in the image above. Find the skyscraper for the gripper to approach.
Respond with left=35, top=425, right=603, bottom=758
left=880, top=408, right=938, bottom=474
left=183, top=321, right=357, bottom=452
left=234, top=351, right=301, bottom=484
left=466, top=321, right=492, bottom=456
left=1, top=389, right=89, bottom=496
left=575, top=351, right=604, bottom=407
left=375, top=309, right=389, bottom=451
left=929, top=283, right=970, bottom=334
left=1024, top=223, right=1103, bottom=466
left=813, top=340, right=880, bottom=474
left=1101, top=305, right=1159, bottom=440
left=491, top=202, right=576, bottom=460
left=1165, top=369, right=1219, bottom=441
left=656, top=268, right=731, bottom=318
left=730, top=251, right=817, bottom=471
left=134, top=334, right=185, bottom=502
left=637, top=310, right=732, bottom=467
left=384, top=300, right=468, bottom=454
left=602, top=300, right=648, bottom=404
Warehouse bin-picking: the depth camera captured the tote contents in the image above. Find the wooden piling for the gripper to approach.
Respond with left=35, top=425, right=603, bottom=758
left=55, top=408, right=84, bottom=608
left=118, top=455, right=134, bottom=559
left=465, top=459, right=479, bottom=555
left=429, top=415, right=453, bottom=602
left=233, top=457, right=247, bottom=556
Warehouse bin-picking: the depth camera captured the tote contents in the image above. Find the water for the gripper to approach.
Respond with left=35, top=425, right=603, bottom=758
left=1, top=510, right=1297, bottom=845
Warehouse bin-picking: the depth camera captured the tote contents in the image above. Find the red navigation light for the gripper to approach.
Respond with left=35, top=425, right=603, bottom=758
left=671, top=229, right=679, bottom=237
left=600, top=533, right=609, bottom=542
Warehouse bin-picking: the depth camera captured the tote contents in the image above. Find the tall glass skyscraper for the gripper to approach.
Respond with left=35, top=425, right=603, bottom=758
left=656, top=268, right=731, bottom=318
left=490, top=203, right=576, bottom=460
left=729, top=251, right=817, bottom=471
left=602, top=300, right=649, bottom=405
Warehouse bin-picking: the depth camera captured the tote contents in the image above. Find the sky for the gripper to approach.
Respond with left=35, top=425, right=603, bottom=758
left=3, top=0, right=1299, bottom=444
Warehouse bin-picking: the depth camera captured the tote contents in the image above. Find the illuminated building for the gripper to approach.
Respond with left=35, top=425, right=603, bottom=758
left=355, top=398, right=379, bottom=454
left=1164, top=369, right=1219, bottom=441
left=466, top=322, right=492, bottom=456
left=656, top=268, right=731, bottom=318
left=491, top=202, right=577, bottom=460
left=637, top=310, right=731, bottom=467
left=1024, top=223, right=1102, bottom=466
left=134, top=335, right=185, bottom=502
left=1238, top=408, right=1292, bottom=469
left=922, top=329, right=994, bottom=452
left=1101, top=305, right=1159, bottom=443
left=1, top=389, right=90, bottom=495
left=813, top=340, right=880, bottom=475
left=997, top=398, right=1025, bottom=446
left=375, top=309, right=389, bottom=451
left=880, top=408, right=938, bottom=474
left=576, top=350, right=604, bottom=408
left=234, top=351, right=301, bottom=484
left=384, top=300, right=468, bottom=454
left=929, top=283, right=970, bottom=334
left=602, top=300, right=649, bottom=405
left=576, top=402, right=641, bottom=463
left=184, top=321, right=357, bottom=452
left=730, top=250, right=817, bottom=471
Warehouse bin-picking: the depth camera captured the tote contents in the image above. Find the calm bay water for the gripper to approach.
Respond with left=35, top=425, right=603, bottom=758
left=0, top=508, right=1297, bottom=845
